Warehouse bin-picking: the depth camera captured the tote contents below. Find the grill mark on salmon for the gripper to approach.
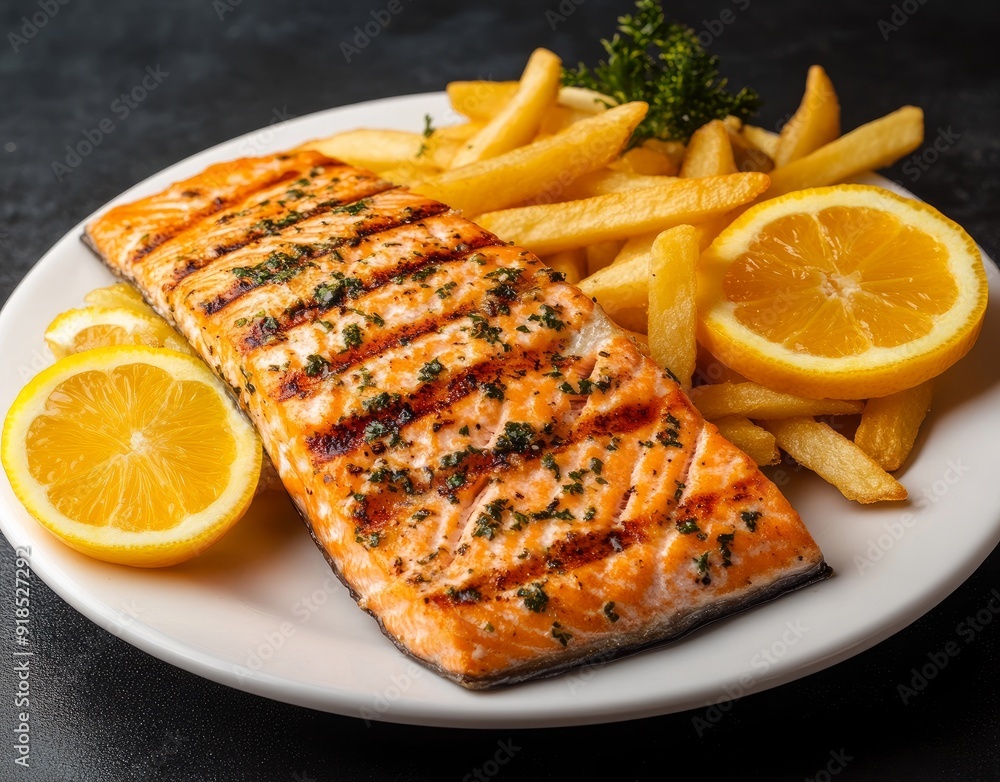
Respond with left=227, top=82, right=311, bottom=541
left=163, top=170, right=392, bottom=287
left=200, top=200, right=451, bottom=315
left=239, top=234, right=502, bottom=356
left=83, top=151, right=831, bottom=690
left=306, top=352, right=546, bottom=463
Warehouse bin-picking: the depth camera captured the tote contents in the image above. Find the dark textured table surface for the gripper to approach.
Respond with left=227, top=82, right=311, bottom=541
left=2, top=0, right=1000, bottom=779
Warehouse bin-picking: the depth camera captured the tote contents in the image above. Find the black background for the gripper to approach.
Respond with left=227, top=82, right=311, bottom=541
left=2, top=0, right=1000, bottom=779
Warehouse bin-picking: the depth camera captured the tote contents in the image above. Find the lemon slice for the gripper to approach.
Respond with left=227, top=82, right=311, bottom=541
left=697, top=184, right=988, bottom=399
left=44, top=305, right=193, bottom=358
left=1, top=346, right=261, bottom=567
left=83, top=282, right=157, bottom=317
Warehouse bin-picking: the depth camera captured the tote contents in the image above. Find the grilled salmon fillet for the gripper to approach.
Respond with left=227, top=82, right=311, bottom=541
left=84, top=149, right=831, bottom=688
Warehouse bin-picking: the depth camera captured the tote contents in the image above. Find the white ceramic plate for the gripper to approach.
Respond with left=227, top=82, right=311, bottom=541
left=2, top=93, right=999, bottom=729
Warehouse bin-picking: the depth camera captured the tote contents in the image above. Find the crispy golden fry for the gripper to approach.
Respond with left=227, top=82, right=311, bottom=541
left=586, top=240, right=623, bottom=276
left=563, top=171, right=678, bottom=200
left=476, top=172, right=770, bottom=255
left=711, top=415, right=780, bottom=466
left=742, top=125, right=781, bottom=158
left=766, top=106, right=924, bottom=198
left=648, top=225, right=699, bottom=389
left=578, top=253, right=649, bottom=333
left=642, top=139, right=686, bottom=172
left=689, top=215, right=731, bottom=250
left=414, top=102, right=646, bottom=216
left=762, top=417, right=907, bottom=503
left=680, top=120, right=738, bottom=178
left=447, top=80, right=518, bottom=121
left=298, top=129, right=424, bottom=172
left=728, top=126, right=774, bottom=173
left=448, top=82, right=612, bottom=121
left=688, top=382, right=864, bottom=420
left=612, top=231, right=658, bottom=266
left=610, top=146, right=678, bottom=176
left=557, top=86, right=615, bottom=113
left=536, top=105, right=587, bottom=139
left=432, top=122, right=484, bottom=142
left=774, top=65, right=841, bottom=167
left=854, top=381, right=934, bottom=471
left=542, top=248, right=587, bottom=285
left=450, top=48, right=562, bottom=167
left=377, top=162, right=443, bottom=188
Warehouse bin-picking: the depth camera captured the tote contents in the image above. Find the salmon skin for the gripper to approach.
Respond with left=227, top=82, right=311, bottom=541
left=84, top=149, right=831, bottom=689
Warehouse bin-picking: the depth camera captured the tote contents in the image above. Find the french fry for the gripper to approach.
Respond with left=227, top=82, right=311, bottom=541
left=854, top=381, right=934, bottom=471
left=762, top=417, right=907, bottom=503
left=447, top=80, right=518, bottom=121
left=648, top=225, right=699, bottom=389
left=450, top=48, right=562, bottom=167
left=298, top=129, right=424, bottom=172
left=774, top=65, right=841, bottom=167
left=766, top=106, right=924, bottom=198
left=558, top=86, right=615, bottom=113
left=741, top=125, right=781, bottom=158
left=476, top=172, right=770, bottom=255
left=563, top=171, right=678, bottom=200
left=536, top=105, right=588, bottom=139
left=642, top=139, right=686, bottom=172
left=377, top=162, right=443, bottom=188
left=728, top=126, right=774, bottom=173
left=414, top=102, right=647, bottom=216
left=542, top=248, right=587, bottom=284
left=610, top=146, right=678, bottom=175
left=680, top=120, right=738, bottom=178
left=711, top=415, right=780, bottom=466
left=578, top=253, right=649, bottom=333
left=448, top=82, right=611, bottom=121
left=688, top=382, right=864, bottom=420
left=612, top=231, right=658, bottom=266
left=586, top=240, right=623, bottom=276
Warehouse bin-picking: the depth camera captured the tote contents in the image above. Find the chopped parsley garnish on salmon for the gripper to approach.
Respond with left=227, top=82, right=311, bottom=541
left=551, top=622, right=573, bottom=646
left=232, top=249, right=314, bottom=286
left=418, top=359, right=445, bottom=383
left=518, top=583, right=549, bottom=613
left=304, top=354, right=330, bottom=377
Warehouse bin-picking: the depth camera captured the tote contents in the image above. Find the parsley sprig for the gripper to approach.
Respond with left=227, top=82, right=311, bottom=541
left=562, top=0, right=761, bottom=145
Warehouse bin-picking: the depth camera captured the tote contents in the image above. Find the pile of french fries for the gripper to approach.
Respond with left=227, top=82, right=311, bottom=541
left=300, top=49, right=931, bottom=504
